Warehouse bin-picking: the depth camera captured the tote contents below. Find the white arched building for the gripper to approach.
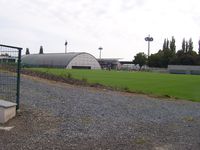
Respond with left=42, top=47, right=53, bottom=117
left=22, top=52, right=101, bottom=69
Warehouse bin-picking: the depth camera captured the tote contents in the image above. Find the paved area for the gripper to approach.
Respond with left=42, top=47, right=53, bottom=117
left=0, top=76, right=200, bottom=150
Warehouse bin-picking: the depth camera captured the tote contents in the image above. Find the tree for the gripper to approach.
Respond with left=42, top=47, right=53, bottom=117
left=25, top=48, right=30, bottom=55
left=166, top=39, right=169, bottom=51
left=163, top=39, right=167, bottom=50
left=188, top=38, right=193, bottom=52
left=0, top=53, right=9, bottom=57
left=185, top=41, right=189, bottom=53
left=148, top=50, right=164, bottom=67
left=163, top=38, right=170, bottom=51
left=170, top=36, right=176, bottom=53
left=199, top=40, right=200, bottom=55
left=161, top=37, right=176, bottom=67
left=133, top=52, right=147, bottom=70
left=140, top=37, right=200, bottom=68
left=39, top=46, right=44, bottom=54
left=170, top=48, right=199, bottom=65
left=182, top=38, right=186, bottom=52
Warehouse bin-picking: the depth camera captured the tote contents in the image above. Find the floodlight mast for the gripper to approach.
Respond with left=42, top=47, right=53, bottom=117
left=65, top=40, right=68, bottom=53
left=145, top=35, right=153, bottom=57
left=99, top=47, right=103, bottom=59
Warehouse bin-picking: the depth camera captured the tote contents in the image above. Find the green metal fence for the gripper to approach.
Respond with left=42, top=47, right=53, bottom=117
left=0, top=44, right=22, bottom=110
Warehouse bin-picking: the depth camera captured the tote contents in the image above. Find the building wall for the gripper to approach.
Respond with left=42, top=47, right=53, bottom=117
left=67, top=53, right=101, bottom=69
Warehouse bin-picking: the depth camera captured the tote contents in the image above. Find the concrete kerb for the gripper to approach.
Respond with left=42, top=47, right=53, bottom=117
left=0, top=99, right=17, bottom=123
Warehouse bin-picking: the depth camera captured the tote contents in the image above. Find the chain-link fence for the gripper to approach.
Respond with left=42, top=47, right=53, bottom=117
left=0, top=44, right=22, bottom=110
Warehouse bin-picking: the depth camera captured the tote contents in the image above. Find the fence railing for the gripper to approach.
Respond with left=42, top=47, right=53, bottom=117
left=0, top=44, right=22, bottom=110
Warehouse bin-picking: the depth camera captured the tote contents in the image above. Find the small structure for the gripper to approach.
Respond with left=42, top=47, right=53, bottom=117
left=97, top=58, right=121, bottom=70
left=22, top=52, right=101, bottom=69
left=168, top=65, right=200, bottom=75
left=119, top=61, right=140, bottom=71
left=0, top=99, right=16, bottom=123
left=0, top=56, right=16, bottom=63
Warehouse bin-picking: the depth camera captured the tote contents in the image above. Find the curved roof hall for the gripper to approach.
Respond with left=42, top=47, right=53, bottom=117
left=22, top=52, right=95, bottom=68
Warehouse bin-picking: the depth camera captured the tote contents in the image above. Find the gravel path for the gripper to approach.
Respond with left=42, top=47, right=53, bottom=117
left=1, top=75, right=200, bottom=150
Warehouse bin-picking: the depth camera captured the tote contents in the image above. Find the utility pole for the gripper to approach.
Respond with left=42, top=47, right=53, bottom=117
left=99, top=47, right=103, bottom=59
left=65, top=40, right=68, bottom=53
left=145, top=35, right=153, bottom=57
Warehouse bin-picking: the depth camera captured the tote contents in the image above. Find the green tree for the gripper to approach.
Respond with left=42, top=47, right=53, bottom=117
left=199, top=40, right=200, bottom=55
left=147, top=37, right=200, bottom=67
left=185, top=41, right=189, bottom=53
left=163, top=39, right=167, bottom=50
left=25, top=48, right=30, bottom=55
left=170, top=36, right=176, bottom=53
left=148, top=50, right=164, bottom=67
left=162, top=37, right=176, bottom=67
left=198, top=40, right=200, bottom=55
left=163, top=38, right=170, bottom=51
left=39, top=46, right=44, bottom=54
left=188, top=38, right=193, bottom=52
left=133, top=52, right=147, bottom=70
left=170, top=49, right=199, bottom=65
left=182, top=38, right=186, bottom=52
left=166, top=39, right=169, bottom=50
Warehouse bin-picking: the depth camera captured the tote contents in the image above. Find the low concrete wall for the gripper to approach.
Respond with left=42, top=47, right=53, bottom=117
left=149, top=67, right=168, bottom=73
left=168, top=65, right=200, bottom=75
left=0, top=100, right=16, bottom=123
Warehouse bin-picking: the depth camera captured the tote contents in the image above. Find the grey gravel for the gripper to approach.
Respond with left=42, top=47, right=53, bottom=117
left=1, top=75, right=200, bottom=150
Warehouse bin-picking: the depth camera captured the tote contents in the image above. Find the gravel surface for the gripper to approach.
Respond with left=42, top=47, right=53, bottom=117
left=1, top=75, right=200, bottom=150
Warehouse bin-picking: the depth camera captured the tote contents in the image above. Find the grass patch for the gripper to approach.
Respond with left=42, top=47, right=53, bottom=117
left=26, top=68, right=200, bottom=102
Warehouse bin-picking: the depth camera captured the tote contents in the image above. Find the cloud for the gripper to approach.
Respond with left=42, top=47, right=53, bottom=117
left=0, top=0, right=200, bottom=59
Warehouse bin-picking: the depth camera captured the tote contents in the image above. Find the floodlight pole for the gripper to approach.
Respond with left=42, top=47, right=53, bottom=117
left=99, top=47, right=103, bottom=59
left=65, top=40, right=68, bottom=53
left=145, top=35, right=153, bottom=57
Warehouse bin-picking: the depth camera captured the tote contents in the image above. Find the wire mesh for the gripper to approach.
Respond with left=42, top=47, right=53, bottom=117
left=0, top=45, right=21, bottom=104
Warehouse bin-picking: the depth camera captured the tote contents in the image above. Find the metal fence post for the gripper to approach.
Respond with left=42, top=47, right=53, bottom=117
left=16, top=48, right=22, bottom=110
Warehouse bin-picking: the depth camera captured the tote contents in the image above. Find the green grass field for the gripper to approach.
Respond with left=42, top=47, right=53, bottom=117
left=28, top=68, right=200, bottom=102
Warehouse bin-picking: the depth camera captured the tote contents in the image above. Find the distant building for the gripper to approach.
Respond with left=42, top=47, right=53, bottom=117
left=119, top=61, right=140, bottom=70
left=97, top=59, right=141, bottom=70
left=97, top=58, right=121, bottom=70
left=119, top=61, right=134, bottom=65
left=0, top=56, right=16, bottom=63
left=22, top=52, right=101, bottom=69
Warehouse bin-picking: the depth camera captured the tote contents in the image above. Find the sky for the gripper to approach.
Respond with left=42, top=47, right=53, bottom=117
left=0, top=0, right=200, bottom=60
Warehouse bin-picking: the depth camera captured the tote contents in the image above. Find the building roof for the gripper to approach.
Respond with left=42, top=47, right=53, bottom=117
left=119, top=61, right=134, bottom=64
left=97, top=58, right=121, bottom=61
left=22, top=52, right=91, bottom=67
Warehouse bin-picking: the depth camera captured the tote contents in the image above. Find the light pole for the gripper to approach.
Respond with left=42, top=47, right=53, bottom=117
left=145, top=35, right=153, bottom=57
left=99, top=47, right=103, bottom=59
left=65, top=40, right=68, bottom=53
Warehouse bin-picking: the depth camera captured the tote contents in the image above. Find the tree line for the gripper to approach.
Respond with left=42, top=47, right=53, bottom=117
left=134, top=37, right=200, bottom=69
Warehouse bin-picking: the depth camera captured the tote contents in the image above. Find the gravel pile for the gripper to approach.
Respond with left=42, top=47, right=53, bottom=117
left=1, top=76, right=200, bottom=150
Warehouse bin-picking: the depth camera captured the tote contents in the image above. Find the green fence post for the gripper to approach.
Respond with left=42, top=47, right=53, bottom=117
left=16, top=48, right=22, bottom=110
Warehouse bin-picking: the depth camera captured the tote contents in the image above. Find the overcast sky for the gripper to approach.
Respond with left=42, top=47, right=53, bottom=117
left=0, top=0, right=200, bottom=60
